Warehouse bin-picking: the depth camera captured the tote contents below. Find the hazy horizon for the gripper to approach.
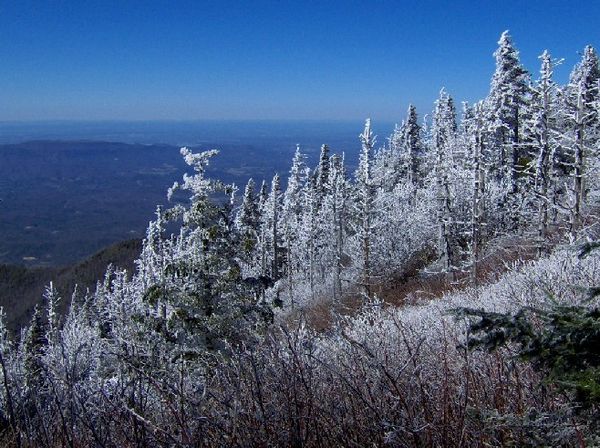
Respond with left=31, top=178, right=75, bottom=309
left=1, top=1, right=599, bottom=122
left=0, top=118, right=396, bottom=147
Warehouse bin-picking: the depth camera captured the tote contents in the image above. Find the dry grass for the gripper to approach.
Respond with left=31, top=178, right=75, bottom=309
left=289, top=233, right=553, bottom=333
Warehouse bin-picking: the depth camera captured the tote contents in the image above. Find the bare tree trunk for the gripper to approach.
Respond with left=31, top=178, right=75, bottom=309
left=536, top=90, right=551, bottom=255
left=437, top=148, right=452, bottom=276
left=286, top=234, right=294, bottom=308
left=363, top=212, right=371, bottom=297
left=572, top=93, right=585, bottom=237
left=471, top=114, right=484, bottom=286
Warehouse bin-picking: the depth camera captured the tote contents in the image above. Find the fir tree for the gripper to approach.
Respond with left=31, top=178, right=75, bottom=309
left=236, top=178, right=261, bottom=259
left=282, top=146, right=308, bottom=303
left=563, top=46, right=600, bottom=235
left=324, top=153, right=349, bottom=301
left=23, top=305, right=47, bottom=392
left=403, top=104, right=425, bottom=186
left=261, top=173, right=283, bottom=281
left=525, top=50, right=561, bottom=250
left=467, top=102, right=487, bottom=284
left=0, top=308, right=16, bottom=438
left=355, top=118, right=376, bottom=296
left=258, top=179, right=269, bottom=210
left=567, top=45, right=600, bottom=124
left=432, top=88, right=457, bottom=273
left=486, top=31, right=530, bottom=231
left=314, top=144, right=330, bottom=203
left=159, top=148, right=273, bottom=354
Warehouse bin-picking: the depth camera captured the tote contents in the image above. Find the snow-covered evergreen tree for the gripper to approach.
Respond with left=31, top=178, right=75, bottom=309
left=562, top=46, right=600, bottom=235
left=22, top=305, right=47, bottom=393
left=403, top=104, right=425, bottom=187
left=314, top=144, right=330, bottom=203
left=235, top=177, right=261, bottom=267
left=431, top=88, right=458, bottom=273
left=322, top=153, right=349, bottom=301
left=487, top=30, right=530, bottom=180
left=486, top=31, right=531, bottom=231
left=152, top=148, right=274, bottom=354
left=466, top=102, right=487, bottom=283
left=281, top=146, right=308, bottom=303
left=525, top=50, right=562, bottom=250
left=261, top=173, right=283, bottom=281
left=353, top=119, right=377, bottom=296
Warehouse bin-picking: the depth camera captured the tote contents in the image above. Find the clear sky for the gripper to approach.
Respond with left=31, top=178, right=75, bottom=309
left=1, top=0, right=599, bottom=122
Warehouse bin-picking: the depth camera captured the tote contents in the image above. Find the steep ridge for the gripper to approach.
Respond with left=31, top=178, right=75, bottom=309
left=0, top=239, right=141, bottom=333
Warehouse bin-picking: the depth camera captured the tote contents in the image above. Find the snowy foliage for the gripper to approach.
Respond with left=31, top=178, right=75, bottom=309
left=1, top=32, right=600, bottom=446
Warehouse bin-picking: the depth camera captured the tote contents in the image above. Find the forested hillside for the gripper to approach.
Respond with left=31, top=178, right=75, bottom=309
left=1, top=31, right=600, bottom=446
left=0, top=239, right=142, bottom=333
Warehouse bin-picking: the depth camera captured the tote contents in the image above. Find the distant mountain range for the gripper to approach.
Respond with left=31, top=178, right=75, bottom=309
left=0, top=126, right=367, bottom=266
left=0, top=139, right=301, bottom=266
left=0, top=121, right=369, bottom=331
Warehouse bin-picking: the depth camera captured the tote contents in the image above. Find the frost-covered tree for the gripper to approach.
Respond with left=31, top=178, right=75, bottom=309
left=150, top=148, right=275, bottom=354
left=431, top=88, right=458, bottom=272
left=403, top=104, right=425, bottom=186
left=487, top=30, right=530, bottom=184
left=486, top=31, right=531, bottom=232
left=300, top=176, right=320, bottom=300
left=235, top=178, right=261, bottom=266
left=467, top=102, right=487, bottom=283
left=22, top=305, right=47, bottom=393
left=387, top=104, right=425, bottom=192
left=323, top=153, right=349, bottom=301
left=566, top=45, right=600, bottom=120
left=353, top=119, right=377, bottom=296
left=0, top=308, right=17, bottom=441
left=281, top=146, right=308, bottom=302
left=525, top=51, right=562, bottom=250
left=261, top=173, right=283, bottom=281
left=314, top=144, right=330, bottom=203
left=258, top=179, right=268, bottom=209
left=562, top=46, right=600, bottom=235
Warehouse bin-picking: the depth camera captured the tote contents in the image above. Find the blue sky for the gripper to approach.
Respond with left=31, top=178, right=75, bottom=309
left=0, top=0, right=598, bottom=122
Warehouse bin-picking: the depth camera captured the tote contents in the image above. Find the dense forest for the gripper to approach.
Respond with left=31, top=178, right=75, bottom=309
left=1, top=31, right=600, bottom=446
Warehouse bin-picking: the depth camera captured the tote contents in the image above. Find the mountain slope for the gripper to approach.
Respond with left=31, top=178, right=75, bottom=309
left=0, top=239, right=141, bottom=333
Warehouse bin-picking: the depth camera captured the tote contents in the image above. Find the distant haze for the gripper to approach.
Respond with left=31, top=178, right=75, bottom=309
left=0, top=119, right=392, bottom=148
left=0, top=120, right=379, bottom=265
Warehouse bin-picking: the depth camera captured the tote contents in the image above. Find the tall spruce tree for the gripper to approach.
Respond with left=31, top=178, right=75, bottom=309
left=487, top=31, right=530, bottom=231
left=403, top=104, right=424, bottom=186
left=525, top=51, right=561, bottom=250
left=487, top=30, right=530, bottom=180
left=236, top=178, right=261, bottom=262
left=432, top=88, right=457, bottom=273
left=355, top=119, right=376, bottom=296
left=23, top=305, right=47, bottom=392
left=467, top=102, right=487, bottom=284
left=314, top=144, right=330, bottom=204
left=261, top=174, right=283, bottom=281
left=324, top=153, right=349, bottom=301
left=563, top=46, right=600, bottom=235
left=282, top=146, right=308, bottom=303
left=158, top=148, right=273, bottom=354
